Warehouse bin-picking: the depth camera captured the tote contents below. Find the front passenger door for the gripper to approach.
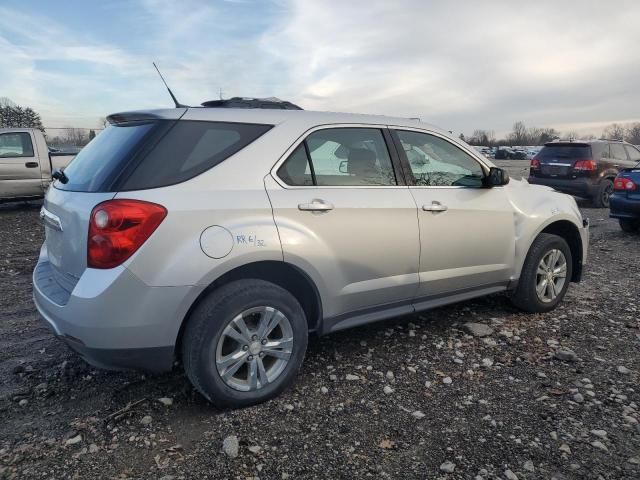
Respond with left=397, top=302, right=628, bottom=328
left=391, top=129, right=515, bottom=299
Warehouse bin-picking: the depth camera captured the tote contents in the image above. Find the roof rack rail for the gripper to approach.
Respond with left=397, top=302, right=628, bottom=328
left=201, top=97, right=303, bottom=110
left=598, top=137, right=624, bottom=142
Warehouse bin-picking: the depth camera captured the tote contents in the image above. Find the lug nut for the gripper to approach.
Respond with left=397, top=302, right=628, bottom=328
left=261, top=339, right=267, bottom=345
left=259, top=352, right=265, bottom=358
left=243, top=345, right=249, bottom=351
left=252, top=335, right=258, bottom=341
left=247, top=355, right=254, bottom=361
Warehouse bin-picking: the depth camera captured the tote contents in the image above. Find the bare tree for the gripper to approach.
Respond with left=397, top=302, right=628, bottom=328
left=602, top=123, right=627, bottom=140
left=507, top=121, right=528, bottom=145
left=625, top=123, right=640, bottom=145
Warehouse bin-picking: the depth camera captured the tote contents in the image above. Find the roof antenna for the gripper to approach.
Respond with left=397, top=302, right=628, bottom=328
left=153, top=62, right=188, bottom=108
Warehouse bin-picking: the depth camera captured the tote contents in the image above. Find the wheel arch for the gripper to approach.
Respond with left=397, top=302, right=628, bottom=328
left=536, top=219, right=583, bottom=282
left=175, top=260, right=323, bottom=357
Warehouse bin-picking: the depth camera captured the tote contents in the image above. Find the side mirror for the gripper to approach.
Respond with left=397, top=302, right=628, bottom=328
left=484, top=167, right=510, bottom=187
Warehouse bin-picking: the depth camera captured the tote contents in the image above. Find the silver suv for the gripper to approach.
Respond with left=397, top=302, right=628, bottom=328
left=33, top=101, right=589, bottom=407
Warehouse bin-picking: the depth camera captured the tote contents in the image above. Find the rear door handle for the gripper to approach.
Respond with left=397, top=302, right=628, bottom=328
left=298, top=199, right=334, bottom=212
left=25, top=162, right=39, bottom=168
left=422, top=201, right=448, bottom=212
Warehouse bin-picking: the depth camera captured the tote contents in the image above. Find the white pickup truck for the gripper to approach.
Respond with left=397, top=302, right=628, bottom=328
left=0, top=128, right=76, bottom=202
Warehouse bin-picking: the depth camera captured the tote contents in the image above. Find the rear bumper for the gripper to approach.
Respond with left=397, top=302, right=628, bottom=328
left=609, top=194, right=640, bottom=219
left=32, top=245, right=201, bottom=372
left=527, top=176, right=597, bottom=198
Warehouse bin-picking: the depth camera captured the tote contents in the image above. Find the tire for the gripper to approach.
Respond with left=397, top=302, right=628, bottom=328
left=511, top=233, right=573, bottom=313
left=591, top=179, right=614, bottom=208
left=182, top=279, right=308, bottom=408
left=619, top=219, right=640, bottom=233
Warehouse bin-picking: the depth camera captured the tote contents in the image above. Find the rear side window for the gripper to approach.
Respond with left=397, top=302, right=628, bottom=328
left=537, top=145, right=591, bottom=160
left=57, top=120, right=271, bottom=192
left=624, top=145, right=640, bottom=162
left=122, top=121, right=271, bottom=190
left=0, top=132, right=34, bottom=158
left=591, top=143, right=610, bottom=160
left=277, top=128, right=397, bottom=186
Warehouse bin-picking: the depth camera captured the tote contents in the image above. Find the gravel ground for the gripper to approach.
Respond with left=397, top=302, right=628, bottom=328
left=0, top=199, right=639, bottom=480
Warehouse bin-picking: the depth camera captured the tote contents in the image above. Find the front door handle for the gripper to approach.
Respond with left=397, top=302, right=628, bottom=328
left=25, top=162, right=39, bottom=168
left=422, top=201, right=448, bottom=212
left=298, top=199, right=334, bottom=212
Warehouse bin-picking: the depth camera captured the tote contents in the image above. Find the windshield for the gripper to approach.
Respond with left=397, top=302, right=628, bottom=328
left=57, top=122, right=158, bottom=192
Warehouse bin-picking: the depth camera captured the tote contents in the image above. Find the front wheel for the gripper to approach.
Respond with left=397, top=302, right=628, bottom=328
left=182, top=279, right=308, bottom=408
left=619, top=219, right=640, bottom=233
left=511, top=233, right=573, bottom=313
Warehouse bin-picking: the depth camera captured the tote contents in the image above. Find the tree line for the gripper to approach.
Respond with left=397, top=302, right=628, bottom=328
left=0, top=97, right=44, bottom=131
left=462, top=121, right=640, bottom=147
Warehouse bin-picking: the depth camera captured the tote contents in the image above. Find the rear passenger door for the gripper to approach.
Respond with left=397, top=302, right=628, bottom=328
left=390, top=128, right=515, bottom=300
left=0, top=131, right=42, bottom=198
left=265, top=126, right=420, bottom=324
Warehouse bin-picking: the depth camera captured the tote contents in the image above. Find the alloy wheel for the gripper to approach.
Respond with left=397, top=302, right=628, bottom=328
left=535, top=249, right=567, bottom=303
left=215, top=306, right=293, bottom=392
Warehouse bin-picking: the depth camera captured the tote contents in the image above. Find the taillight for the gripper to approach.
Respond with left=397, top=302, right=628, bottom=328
left=614, top=177, right=637, bottom=191
left=88, top=199, right=167, bottom=269
left=530, top=157, right=540, bottom=170
left=573, top=159, right=597, bottom=171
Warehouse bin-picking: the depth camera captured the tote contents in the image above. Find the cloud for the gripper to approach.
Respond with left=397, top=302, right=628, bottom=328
left=0, top=0, right=639, bottom=136
left=261, top=0, right=640, bottom=135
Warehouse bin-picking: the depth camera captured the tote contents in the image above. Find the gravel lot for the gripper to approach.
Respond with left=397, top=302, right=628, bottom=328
left=1, top=196, right=639, bottom=480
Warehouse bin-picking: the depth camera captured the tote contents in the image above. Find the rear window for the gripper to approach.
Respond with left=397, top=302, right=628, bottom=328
left=58, top=122, right=157, bottom=192
left=56, top=120, right=271, bottom=192
left=537, top=144, right=591, bottom=160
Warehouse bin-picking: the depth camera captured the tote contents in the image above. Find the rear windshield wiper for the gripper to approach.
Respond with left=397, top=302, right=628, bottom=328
left=52, top=169, right=69, bottom=184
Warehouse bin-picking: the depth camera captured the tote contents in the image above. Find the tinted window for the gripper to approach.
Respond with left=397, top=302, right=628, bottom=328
left=57, top=120, right=271, bottom=192
left=0, top=132, right=34, bottom=158
left=277, top=128, right=397, bottom=186
left=58, top=122, right=156, bottom=192
left=396, top=130, right=484, bottom=187
left=624, top=145, right=640, bottom=162
left=591, top=143, right=610, bottom=160
left=537, top=145, right=591, bottom=160
left=123, top=121, right=272, bottom=190
left=610, top=143, right=628, bottom=161
left=277, top=144, right=313, bottom=186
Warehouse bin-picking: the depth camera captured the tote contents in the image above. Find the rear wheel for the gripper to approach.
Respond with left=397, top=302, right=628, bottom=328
left=619, top=219, right=640, bottom=233
left=592, top=179, right=614, bottom=208
left=511, top=233, right=573, bottom=313
left=182, top=279, right=308, bottom=408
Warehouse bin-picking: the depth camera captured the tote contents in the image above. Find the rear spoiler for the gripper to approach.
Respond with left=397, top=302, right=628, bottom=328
left=106, top=108, right=187, bottom=125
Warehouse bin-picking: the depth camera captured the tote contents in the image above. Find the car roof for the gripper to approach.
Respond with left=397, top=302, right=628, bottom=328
left=108, top=107, right=444, bottom=132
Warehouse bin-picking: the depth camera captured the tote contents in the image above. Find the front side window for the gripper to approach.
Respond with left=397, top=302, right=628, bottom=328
left=624, top=145, right=640, bottom=162
left=277, top=128, right=397, bottom=186
left=396, top=130, right=484, bottom=187
left=0, top=132, right=34, bottom=158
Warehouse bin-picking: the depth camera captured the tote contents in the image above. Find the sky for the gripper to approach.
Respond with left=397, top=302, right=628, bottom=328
left=1, top=0, right=639, bottom=137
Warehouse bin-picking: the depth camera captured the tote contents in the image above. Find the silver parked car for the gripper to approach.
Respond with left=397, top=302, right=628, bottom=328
left=33, top=99, right=589, bottom=407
